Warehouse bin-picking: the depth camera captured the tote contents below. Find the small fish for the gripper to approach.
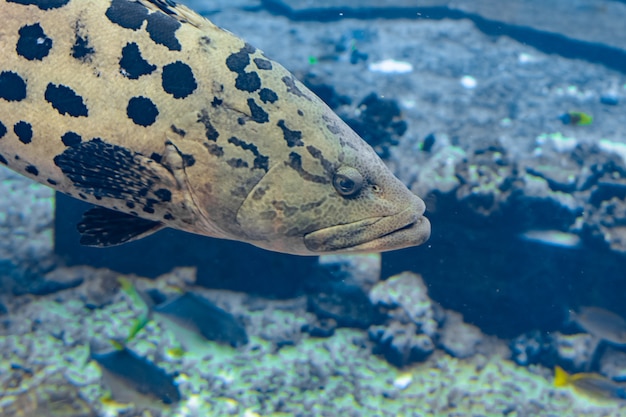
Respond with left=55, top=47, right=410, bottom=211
left=559, top=111, right=593, bottom=126
left=92, top=345, right=181, bottom=408
left=571, top=306, right=626, bottom=346
left=518, top=229, right=581, bottom=248
left=153, top=292, right=248, bottom=350
left=0, top=0, right=430, bottom=255
left=554, top=365, right=626, bottom=402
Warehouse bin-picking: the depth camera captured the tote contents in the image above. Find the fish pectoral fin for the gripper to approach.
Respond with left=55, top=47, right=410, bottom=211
left=78, top=207, right=165, bottom=247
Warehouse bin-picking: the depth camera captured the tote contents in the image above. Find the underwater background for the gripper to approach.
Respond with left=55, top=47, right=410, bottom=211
left=2, top=0, right=626, bottom=415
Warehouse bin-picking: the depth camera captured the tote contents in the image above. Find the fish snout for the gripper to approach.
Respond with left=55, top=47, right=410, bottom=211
left=303, top=196, right=430, bottom=253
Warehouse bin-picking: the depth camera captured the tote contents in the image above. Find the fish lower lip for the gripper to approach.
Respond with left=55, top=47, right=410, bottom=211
left=303, top=205, right=431, bottom=253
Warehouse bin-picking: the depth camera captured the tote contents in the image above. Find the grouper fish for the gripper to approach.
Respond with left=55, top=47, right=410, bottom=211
left=0, top=0, right=431, bottom=255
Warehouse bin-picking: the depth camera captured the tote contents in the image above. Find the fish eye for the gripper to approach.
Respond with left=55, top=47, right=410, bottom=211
left=333, top=166, right=363, bottom=197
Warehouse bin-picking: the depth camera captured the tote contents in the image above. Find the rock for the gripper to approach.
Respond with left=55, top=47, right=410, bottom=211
left=318, top=253, right=381, bottom=292
left=302, top=318, right=337, bottom=338
left=369, top=322, right=434, bottom=368
left=369, top=272, right=438, bottom=337
left=553, top=332, right=597, bottom=370
left=308, top=281, right=381, bottom=328
left=599, top=346, right=626, bottom=381
left=368, top=272, right=439, bottom=366
left=438, top=310, right=484, bottom=359
left=510, top=331, right=552, bottom=366
left=343, top=93, right=407, bottom=159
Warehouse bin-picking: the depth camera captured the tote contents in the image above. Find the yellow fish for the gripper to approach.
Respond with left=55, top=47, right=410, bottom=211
left=554, top=365, right=626, bottom=402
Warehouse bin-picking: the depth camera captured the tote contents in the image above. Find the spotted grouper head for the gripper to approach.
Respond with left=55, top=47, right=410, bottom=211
left=235, top=103, right=431, bottom=255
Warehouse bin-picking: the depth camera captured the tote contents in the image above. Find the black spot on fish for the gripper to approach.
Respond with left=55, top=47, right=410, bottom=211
left=211, top=97, right=222, bottom=107
left=127, top=96, right=158, bottom=126
left=259, top=88, right=278, bottom=104
left=126, top=201, right=135, bottom=209
left=227, top=158, right=248, bottom=168
left=154, top=188, right=171, bottom=202
left=227, top=136, right=269, bottom=172
left=225, top=46, right=252, bottom=73
left=45, top=84, right=88, bottom=117
left=105, top=0, right=149, bottom=30
left=61, top=131, right=82, bottom=147
left=253, top=57, right=272, bottom=70
left=237, top=118, right=245, bottom=125
left=14, top=121, right=32, bottom=144
left=0, top=154, right=7, bottom=165
left=247, top=99, right=268, bottom=123
left=282, top=75, right=309, bottom=100
left=0, top=121, right=6, bottom=138
left=162, top=61, right=196, bottom=98
left=143, top=205, right=155, bottom=214
left=72, top=34, right=94, bottom=61
left=16, top=23, right=52, bottom=61
left=297, top=109, right=304, bottom=116
left=277, top=120, right=303, bottom=147
left=47, top=178, right=57, bottom=185
left=120, top=42, right=156, bottom=79
left=7, top=0, right=69, bottom=9
left=170, top=125, right=185, bottom=136
left=197, top=109, right=219, bottom=141
left=182, top=154, right=195, bottom=167
left=0, top=71, right=27, bottom=102
left=72, top=21, right=94, bottom=62
left=25, top=165, right=38, bottom=176
left=150, top=152, right=162, bottom=162
left=146, top=12, right=181, bottom=51
left=285, top=152, right=328, bottom=184
left=231, top=186, right=249, bottom=198
left=204, top=142, right=224, bottom=157
left=79, top=193, right=87, bottom=200
left=252, top=185, right=268, bottom=200
left=235, top=72, right=260, bottom=93
left=307, top=145, right=334, bottom=174
left=163, top=213, right=174, bottom=220
left=226, top=45, right=262, bottom=92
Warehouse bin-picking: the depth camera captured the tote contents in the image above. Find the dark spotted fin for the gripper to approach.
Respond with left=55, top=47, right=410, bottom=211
left=53, top=138, right=180, bottom=208
left=78, top=207, right=164, bottom=247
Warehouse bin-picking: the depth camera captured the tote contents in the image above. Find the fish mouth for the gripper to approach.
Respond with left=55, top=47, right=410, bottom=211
left=303, top=203, right=431, bottom=253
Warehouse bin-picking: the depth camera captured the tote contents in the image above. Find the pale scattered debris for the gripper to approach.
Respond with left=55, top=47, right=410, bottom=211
left=368, top=59, right=413, bottom=74
left=460, top=75, right=477, bottom=89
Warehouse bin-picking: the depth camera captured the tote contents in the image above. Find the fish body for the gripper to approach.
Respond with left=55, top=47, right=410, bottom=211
left=153, top=291, right=248, bottom=348
left=0, top=0, right=430, bottom=255
left=92, top=346, right=181, bottom=407
left=571, top=306, right=626, bottom=346
left=558, top=111, right=593, bottom=126
left=518, top=229, right=581, bottom=248
left=554, top=365, right=626, bottom=402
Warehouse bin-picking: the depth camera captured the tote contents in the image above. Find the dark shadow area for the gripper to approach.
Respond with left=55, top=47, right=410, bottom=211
left=382, top=192, right=626, bottom=339
left=54, top=192, right=316, bottom=298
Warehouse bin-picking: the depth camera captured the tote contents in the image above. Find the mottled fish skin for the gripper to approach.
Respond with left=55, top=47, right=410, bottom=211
left=0, top=0, right=430, bottom=255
